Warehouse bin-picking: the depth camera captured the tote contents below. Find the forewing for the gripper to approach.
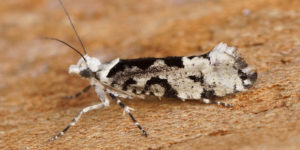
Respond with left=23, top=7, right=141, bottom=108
left=103, top=43, right=257, bottom=100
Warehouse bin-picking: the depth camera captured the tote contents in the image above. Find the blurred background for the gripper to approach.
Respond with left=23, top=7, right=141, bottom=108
left=1, top=0, right=300, bottom=149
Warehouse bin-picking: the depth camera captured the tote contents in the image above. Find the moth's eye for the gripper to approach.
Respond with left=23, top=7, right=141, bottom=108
left=80, top=69, right=91, bottom=78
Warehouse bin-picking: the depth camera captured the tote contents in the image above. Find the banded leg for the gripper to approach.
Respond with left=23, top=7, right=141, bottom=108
left=48, top=103, right=106, bottom=142
left=109, top=94, right=147, bottom=137
left=62, top=85, right=91, bottom=99
left=202, top=98, right=234, bottom=107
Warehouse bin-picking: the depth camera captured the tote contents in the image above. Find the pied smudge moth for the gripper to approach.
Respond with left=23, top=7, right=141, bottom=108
left=47, top=0, right=257, bottom=141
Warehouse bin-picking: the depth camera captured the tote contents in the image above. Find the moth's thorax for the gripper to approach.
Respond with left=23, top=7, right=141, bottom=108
left=98, top=58, right=120, bottom=82
left=68, top=55, right=101, bottom=77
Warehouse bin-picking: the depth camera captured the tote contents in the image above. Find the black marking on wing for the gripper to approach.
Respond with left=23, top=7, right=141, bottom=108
left=238, top=69, right=248, bottom=80
left=188, top=75, right=204, bottom=85
left=187, top=56, right=195, bottom=59
left=237, top=69, right=257, bottom=88
left=107, top=58, right=157, bottom=77
left=201, top=89, right=216, bottom=98
left=246, top=72, right=257, bottom=88
left=202, top=53, right=210, bottom=60
left=145, top=76, right=178, bottom=98
left=163, top=57, right=184, bottom=68
left=234, top=57, right=248, bottom=69
left=188, top=52, right=210, bottom=60
left=122, top=78, right=137, bottom=91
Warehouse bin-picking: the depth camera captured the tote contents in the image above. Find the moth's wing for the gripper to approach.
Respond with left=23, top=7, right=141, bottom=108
left=103, top=56, right=184, bottom=99
left=103, top=43, right=257, bottom=100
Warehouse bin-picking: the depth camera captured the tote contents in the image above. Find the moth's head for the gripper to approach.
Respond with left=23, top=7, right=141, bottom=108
left=68, top=55, right=101, bottom=78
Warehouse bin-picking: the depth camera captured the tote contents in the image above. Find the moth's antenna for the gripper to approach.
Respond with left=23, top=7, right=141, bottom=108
left=42, top=37, right=87, bottom=62
left=58, top=0, right=87, bottom=55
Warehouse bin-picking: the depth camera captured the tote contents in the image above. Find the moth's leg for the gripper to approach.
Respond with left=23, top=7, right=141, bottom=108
left=95, top=85, right=110, bottom=106
left=109, top=93, right=148, bottom=137
left=202, top=98, right=234, bottom=107
left=49, top=85, right=110, bottom=142
left=62, top=85, right=92, bottom=99
left=48, top=102, right=107, bottom=142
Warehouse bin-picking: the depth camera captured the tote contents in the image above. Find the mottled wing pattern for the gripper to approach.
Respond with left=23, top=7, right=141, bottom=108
left=103, top=43, right=257, bottom=100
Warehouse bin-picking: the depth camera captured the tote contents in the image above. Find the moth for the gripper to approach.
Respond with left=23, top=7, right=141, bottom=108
left=48, top=0, right=257, bottom=141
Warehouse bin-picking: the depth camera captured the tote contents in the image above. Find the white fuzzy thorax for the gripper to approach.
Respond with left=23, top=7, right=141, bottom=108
left=98, top=58, right=120, bottom=81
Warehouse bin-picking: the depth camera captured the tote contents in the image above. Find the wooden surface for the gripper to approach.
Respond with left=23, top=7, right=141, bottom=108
left=1, top=0, right=300, bottom=149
